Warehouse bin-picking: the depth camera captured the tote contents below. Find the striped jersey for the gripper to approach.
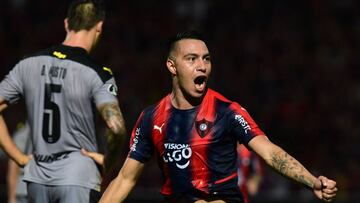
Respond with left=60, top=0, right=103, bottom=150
left=0, top=44, right=119, bottom=191
left=129, top=88, right=265, bottom=202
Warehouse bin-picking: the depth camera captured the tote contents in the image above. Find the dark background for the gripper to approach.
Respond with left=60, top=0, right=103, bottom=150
left=0, top=0, right=358, bottom=202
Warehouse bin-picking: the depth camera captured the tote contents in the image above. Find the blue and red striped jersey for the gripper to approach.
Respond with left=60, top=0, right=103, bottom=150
left=129, top=88, right=265, bottom=201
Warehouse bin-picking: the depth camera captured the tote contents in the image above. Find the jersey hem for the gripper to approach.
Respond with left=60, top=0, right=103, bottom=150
left=22, top=177, right=101, bottom=192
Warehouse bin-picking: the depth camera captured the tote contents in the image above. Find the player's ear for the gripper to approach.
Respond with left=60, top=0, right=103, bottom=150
left=95, top=21, right=103, bottom=34
left=166, top=58, right=177, bottom=75
left=64, top=18, right=69, bottom=32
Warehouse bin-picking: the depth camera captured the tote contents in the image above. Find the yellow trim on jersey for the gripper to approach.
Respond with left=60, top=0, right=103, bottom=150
left=103, top=67, right=113, bottom=75
left=53, top=51, right=67, bottom=59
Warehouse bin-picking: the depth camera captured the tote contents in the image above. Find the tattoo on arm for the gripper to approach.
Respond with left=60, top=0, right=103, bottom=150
left=270, top=150, right=314, bottom=188
left=100, top=102, right=126, bottom=136
left=99, top=102, right=127, bottom=175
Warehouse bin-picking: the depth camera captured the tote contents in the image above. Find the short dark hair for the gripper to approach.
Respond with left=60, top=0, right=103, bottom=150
left=66, top=0, right=106, bottom=32
left=167, top=31, right=206, bottom=58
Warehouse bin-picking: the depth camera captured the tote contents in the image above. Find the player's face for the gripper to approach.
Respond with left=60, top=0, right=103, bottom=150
left=169, top=39, right=211, bottom=99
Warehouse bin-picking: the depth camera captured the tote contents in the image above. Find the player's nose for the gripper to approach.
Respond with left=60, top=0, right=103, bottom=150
left=196, top=61, right=207, bottom=73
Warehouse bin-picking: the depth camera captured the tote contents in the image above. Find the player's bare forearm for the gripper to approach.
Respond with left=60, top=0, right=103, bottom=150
left=98, top=102, right=127, bottom=175
left=100, top=158, right=144, bottom=203
left=100, top=170, right=135, bottom=203
left=99, top=102, right=126, bottom=136
left=269, top=148, right=316, bottom=189
left=250, top=136, right=337, bottom=202
left=98, top=102, right=126, bottom=153
left=7, top=159, right=20, bottom=203
left=0, top=115, right=29, bottom=167
left=0, top=98, right=9, bottom=113
left=249, top=136, right=316, bottom=189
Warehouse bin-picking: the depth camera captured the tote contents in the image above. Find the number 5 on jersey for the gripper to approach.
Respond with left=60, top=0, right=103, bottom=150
left=43, top=83, right=62, bottom=144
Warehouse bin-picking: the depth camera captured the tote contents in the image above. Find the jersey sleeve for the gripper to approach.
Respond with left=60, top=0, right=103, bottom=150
left=0, top=62, right=24, bottom=104
left=128, top=110, right=154, bottom=163
left=90, top=66, right=119, bottom=106
left=228, top=102, right=265, bottom=146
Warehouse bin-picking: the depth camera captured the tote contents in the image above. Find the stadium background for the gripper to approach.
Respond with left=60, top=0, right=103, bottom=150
left=0, top=0, right=357, bottom=202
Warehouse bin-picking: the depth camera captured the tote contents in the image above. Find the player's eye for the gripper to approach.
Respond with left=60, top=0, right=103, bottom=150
left=204, top=56, right=211, bottom=62
left=187, top=57, right=196, bottom=62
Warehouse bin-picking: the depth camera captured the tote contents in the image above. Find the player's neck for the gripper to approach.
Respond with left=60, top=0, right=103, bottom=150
left=62, top=30, right=96, bottom=53
left=170, top=88, right=202, bottom=110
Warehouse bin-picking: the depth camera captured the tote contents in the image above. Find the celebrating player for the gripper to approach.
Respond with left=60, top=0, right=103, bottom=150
left=0, top=0, right=126, bottom=202
left=99, top=31, right=337, bottom=203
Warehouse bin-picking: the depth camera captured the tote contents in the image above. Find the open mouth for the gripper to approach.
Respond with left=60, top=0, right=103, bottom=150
left=194, top=75, right=207, bottom=92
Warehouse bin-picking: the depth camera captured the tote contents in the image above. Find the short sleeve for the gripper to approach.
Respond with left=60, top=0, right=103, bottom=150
left=228, top=102, right=265, bottom=146
left=91, top=71, right=119, bottom=106
left=0, top=62, right=24, bottom=104
left=128, top=110, right=154, bottom=163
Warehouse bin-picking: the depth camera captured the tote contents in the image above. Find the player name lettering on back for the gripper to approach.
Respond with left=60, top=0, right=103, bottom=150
left=41, top=65, right=67, bottom=79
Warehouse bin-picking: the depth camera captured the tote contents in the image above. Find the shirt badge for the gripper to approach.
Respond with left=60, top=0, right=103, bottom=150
left=107, top=84, right=118, bottom=96
left=195, top=119, right=213, bottom=138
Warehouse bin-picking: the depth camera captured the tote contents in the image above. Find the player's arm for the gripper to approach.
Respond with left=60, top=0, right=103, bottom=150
left=0, top=98, right=8, bottom=112
left=248, top=136, right=337, bottom=202
left=81, top=148, right=104, bottom=165
left=99, top=157, right=144, bottom=203
left=97, top=102, right=127, bottom=172
left=7, top=159, right=20, bottom=203
left=98, top=102, right=126, bottom=137
left=0, top=98, right=30, bottom=167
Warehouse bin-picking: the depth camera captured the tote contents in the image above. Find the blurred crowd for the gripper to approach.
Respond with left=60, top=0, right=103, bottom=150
left=0, top=0, right=358, bottom=202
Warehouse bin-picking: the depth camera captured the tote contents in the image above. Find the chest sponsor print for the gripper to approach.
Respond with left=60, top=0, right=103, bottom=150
left=163, top=143, right=192, bottom=169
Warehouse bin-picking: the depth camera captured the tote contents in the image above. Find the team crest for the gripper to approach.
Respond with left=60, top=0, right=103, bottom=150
left=195, top=119, right=213, bottom=138
left=107, top=84, right=118, bottom=96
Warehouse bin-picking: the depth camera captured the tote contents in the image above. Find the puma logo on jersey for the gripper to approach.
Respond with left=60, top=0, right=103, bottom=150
left=103, top=67, right=113, bottom=75
left=153, top=123, right=165, bottom=134
left=53, top=51, right=67, bottom=59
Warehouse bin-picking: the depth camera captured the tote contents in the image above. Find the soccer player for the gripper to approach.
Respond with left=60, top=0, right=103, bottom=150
left=0, top=0, right=126, bottom=202
left=99, top=31, right=337, bottom=203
